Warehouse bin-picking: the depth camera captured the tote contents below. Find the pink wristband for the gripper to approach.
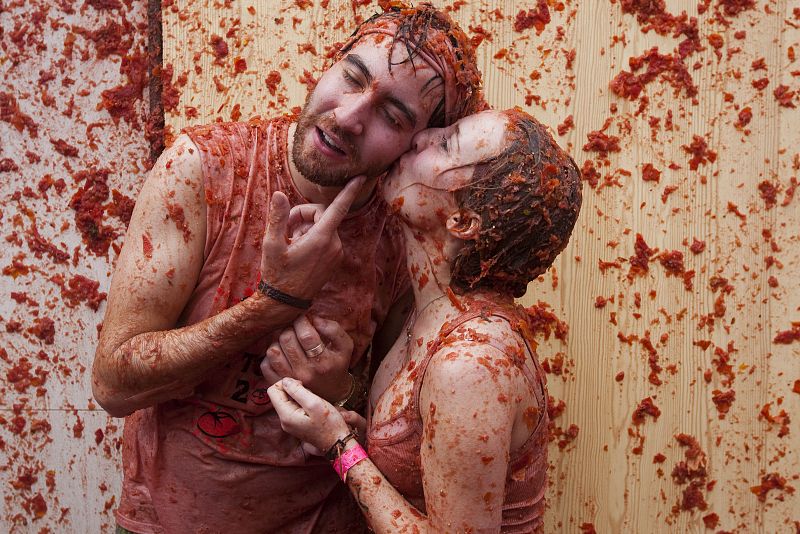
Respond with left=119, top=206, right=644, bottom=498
left=332, top=443, right=368, bottom=482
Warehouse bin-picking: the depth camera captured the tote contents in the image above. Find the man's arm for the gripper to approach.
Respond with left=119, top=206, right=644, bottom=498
left=92, top=134, right=302, bottom=417
left=93, top=135, right=364, bottom=417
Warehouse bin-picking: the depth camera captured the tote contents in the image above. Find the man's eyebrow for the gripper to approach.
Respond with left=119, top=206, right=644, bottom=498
left=386, top=96, right=417, bottom=128
left=344, top=54, right=372, bottom=85
left=345, top=53, right=416, bottom=127
left=420, top=74, right=443, bottom=97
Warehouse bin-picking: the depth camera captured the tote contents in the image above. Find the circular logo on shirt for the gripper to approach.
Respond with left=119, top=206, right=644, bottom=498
left=196, top=410, right=241, bottom=438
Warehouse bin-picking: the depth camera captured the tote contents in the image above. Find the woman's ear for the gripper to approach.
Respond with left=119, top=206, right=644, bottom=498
left=446, top=209, right=481, bottom=240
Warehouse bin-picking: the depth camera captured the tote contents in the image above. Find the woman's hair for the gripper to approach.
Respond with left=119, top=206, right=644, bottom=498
left=450, top=108, right=583, bottom=297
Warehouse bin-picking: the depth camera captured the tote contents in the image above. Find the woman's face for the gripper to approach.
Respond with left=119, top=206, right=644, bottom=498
left=383, top=110, right=509, bottom=228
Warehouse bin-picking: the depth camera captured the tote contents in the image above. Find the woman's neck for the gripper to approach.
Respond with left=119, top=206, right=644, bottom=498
left=401, top=223, right=514, bottom=323
left=401, top=224, right=458, bottom=314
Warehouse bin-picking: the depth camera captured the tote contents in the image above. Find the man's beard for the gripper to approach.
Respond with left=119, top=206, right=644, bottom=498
left=292, top=109, right=363, bottom=187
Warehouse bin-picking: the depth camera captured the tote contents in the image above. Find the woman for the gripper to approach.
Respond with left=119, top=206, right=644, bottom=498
left=268, top=108, right=582, bottom=533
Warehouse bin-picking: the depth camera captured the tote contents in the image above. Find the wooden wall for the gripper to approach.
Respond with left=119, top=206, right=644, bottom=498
left=159, top=0, right=799, bottom=532
left=0, top=0, right=152, bottom=531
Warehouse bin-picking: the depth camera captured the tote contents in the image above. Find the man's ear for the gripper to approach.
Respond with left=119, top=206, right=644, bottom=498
left=445, top=209, right=481, bottom=240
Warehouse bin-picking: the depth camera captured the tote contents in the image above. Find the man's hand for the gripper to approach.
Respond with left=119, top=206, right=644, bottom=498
left=261, top=315, right=354, bottom=402
left=260, top=176, right=365, bottom=300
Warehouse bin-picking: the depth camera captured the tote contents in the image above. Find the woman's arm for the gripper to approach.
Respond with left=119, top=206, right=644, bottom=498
left=269, top=340, right=522, bottom=533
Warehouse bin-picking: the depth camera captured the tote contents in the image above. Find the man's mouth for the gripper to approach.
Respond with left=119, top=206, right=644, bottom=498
left=316, top=127, right=347, bottom=156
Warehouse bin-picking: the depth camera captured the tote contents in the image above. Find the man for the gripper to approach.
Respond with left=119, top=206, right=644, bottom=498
left=93, top=4, right=485, bottom=533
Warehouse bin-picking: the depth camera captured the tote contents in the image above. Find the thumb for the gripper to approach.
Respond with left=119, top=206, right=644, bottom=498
left=264, top=191, right=290, bottom=251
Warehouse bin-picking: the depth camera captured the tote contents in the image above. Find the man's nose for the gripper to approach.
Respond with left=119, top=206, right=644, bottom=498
left=334, top=94, right=370, bottom=136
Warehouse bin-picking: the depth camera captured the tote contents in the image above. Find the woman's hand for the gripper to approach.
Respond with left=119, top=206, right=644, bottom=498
left=268, top=377, right=351, bottom=453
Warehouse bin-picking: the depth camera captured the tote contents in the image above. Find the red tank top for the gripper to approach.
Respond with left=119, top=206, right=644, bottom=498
left=115, top=118, right=408, bottom=534
left=367, top=304, right=549, bottom=533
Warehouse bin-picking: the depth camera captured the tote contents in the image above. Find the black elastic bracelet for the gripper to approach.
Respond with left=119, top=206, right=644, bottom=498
left=257, top=280, right=312, bottom=310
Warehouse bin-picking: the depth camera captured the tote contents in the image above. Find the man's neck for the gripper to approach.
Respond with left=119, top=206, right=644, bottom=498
left=286, top=122, right=376, bottom=209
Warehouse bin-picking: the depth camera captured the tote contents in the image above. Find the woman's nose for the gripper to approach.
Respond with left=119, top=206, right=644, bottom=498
left=411, top=129, right=435, bottom=152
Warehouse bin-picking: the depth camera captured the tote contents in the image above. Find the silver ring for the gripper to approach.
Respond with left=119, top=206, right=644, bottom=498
left=305, top=342, right=327, bottom=359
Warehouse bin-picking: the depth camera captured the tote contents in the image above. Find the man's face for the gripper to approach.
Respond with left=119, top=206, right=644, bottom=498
left=292, top=35, right=445, bottom=187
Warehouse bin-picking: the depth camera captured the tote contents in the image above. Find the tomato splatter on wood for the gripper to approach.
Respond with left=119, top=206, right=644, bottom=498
left=641, top=163, right=660, bottom=182
left=609, top=47, right=698, bottom=101
left=631, top=396, right=661, bottom=425
left=265, top=70, right=282, bottom=96
left=55, top=274, right=107, bottom=311
left=702, top=512, right=719, bottom=529
left=583, top=130, right=621, bottom=156
left=682, top=135, right=717, bottom=170
left=735, top=106, right=753, bottom=128
left=210, top=34, right=229, bottom=61
left=1, top=91, right=39, bottom=137
left=628, top=233, right=655, bottom=279
left=711, top=389, right=735, bottom=418
left=525, top=301, right=568, bottom=341
left=773, top=85, right=796, bottom=108
left=513, top=1, right=550, bottom=34
left=28, top=317, right=55, bottom=344
left=100, top=52, right=149, bottom=127
left=69, top=169, right=118, bottom=256
left=670, top=433, right=709, bottom=513
left=750, top=473, right=794, bottom=502
left=759, top=403, right=790, bottom=437
left=773, top=324, right=800, bottom=344
left=689, top=238, right=706, bottom=254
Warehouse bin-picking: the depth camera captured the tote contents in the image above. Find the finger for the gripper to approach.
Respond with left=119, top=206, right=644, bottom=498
left=289, top=223, right=314, bottom=241
left=316, top=175, right=366, bottom=234
left=259, top=355, right=283, bottom=386
left=310, top=316, right=352, bottom=353
left=267, top=383, right=306, bottom=421
left=340, top=410, right=367, bottom=435
left=287, top=204, right=323, bottom=229
left=281, top=377, right=327, bottom=412
left=301, top=441, right=325, bottom=458
left=263, top=191, right=290, bottom=251
left=266, top=342, right=294, bottom=378
left=293, top=315, right=324, bottom=352
left=279, top=327, right=308, bottom=371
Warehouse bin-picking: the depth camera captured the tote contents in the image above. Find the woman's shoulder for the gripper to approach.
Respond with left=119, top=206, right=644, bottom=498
left=423, top=314, right=529, bottom=393
left=438, top=309, right=529, bottom=360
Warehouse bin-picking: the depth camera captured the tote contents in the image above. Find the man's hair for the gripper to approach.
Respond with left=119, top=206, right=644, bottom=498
left=450, top=109, right=583, bottom=298
left=337, top=2, right=485, bottom=128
